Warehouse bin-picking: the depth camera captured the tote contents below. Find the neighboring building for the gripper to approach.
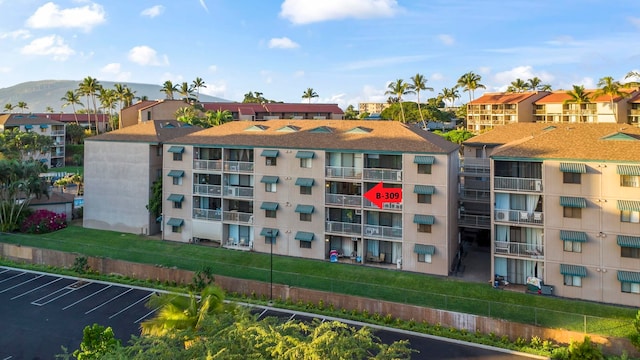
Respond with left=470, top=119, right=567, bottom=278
left=83, top=120, right=201, bottom=235
left=0, top=113, right=66, bottom=168
left=465, top=123, right=640, bottom=307
left=28, top=191, right=75, bottom=220
left=161, top=120, right=460, bottom=276
left=37, top=113, right=110, bottom=133
left=625, top=92, right=640, bottom=126
left=466, top=92, right=550, bottom=132
left=359, top=102, right=390, bottom=115
left=534, top=88, right=638, bottom=124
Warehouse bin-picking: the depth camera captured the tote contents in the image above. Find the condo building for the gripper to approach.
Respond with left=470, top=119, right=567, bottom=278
left=0, top=113, right=66, bottom=168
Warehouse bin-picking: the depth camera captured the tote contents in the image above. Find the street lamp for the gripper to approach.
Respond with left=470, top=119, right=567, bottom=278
left=268, top=230, right=273, bottom=303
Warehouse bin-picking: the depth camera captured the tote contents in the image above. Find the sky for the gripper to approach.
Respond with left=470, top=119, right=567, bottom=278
left=0, top=0, right=639, bottom=109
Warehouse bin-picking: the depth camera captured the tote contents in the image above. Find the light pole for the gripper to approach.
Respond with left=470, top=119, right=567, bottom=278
left=268, top=230, right=273, bottom=303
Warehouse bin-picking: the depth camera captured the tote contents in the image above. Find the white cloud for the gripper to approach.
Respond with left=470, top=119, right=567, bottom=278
left=294, top=70, right=305, bottom=78
left=128, top=45, right=169, bottom=66
left=0, top=66, right=11, bottom=73
left=100, top=62, right=131, bottom=81
left=342, top=54, right=431, bottom=71
left=141, top=5, right=164, bottom=18
left=629, top=17, right=640, bottom=29
left=430, top=72, right=444, bottom=81
left=268, top=37, right=299, bottom=49
left=208, top=64, right=218, bottom=73
left=490, top=66, right=554, bottom=91
left=200, top=80, right=227, bottom=97
left=20, top=35, right=75, bottom=61
left=436, top=34, right=455, bottom=46
left=0, top=29, right=31, bottom=40
left=26, top=2, right=106, bottom=32
left=280, top=0, right=400, bottom=25
left=199, top=0, right=209, bottom=13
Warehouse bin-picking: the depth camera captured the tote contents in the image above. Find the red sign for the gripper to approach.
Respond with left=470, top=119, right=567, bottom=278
left=363, top=182, right=402, bottom=209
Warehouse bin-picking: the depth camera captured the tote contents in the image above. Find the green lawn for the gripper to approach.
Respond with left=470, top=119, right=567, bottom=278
left=0, top=226, right=636, bottom=338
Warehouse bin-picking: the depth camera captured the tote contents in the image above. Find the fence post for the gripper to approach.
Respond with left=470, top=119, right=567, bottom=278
left=488, top=301, right=491, bottom=317
left=584, top=315, right=587, bottom=333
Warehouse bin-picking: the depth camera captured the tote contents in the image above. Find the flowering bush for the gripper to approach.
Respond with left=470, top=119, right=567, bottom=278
left=21, top=209, right=67, bottom=234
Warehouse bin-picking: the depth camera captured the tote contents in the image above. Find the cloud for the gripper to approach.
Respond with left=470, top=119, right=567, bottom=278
left=628, top=17, right=640, bottom=29
left=208, top=64, right=218, bottom=73
left=199, top=0, right=209, bottom=12
left=100, top=62, right=131, bottom=81
left=0, top=29, right=31, bottom=40
left=490, top=66, right=555, bottom=91
left=20, top=35, right=75, bottom=60
left=128, top=45, right=169, bottom=66
left=26, top=2, right=106, bottom=32
left=436, top=34, right=455, bottom=46
left=280, top=0, right=400, bottom=25
left=342, top=54, right=431, bottom=71
left=0, top=66, right=11, bottom=73
left=260, top=70, right=273, bottom=84
left=200, top=80, right=227, bottom=97
left=268, top=37, right=299, bottom=49
left=141, top=5, right=164, bottom=18
left=294, top=70, right=305, bottom=78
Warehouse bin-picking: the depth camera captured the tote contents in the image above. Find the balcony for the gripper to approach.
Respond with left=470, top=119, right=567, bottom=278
left=325, top=221, right=362, bottom=236
left=364, top=199, right=402, bottom=211
left=494, top=177, right=542, bottom=192
left=459, top=188, right=491, bottom=202
left=629, top=109, right=640, bottom=115
left=223, top=186, right=254, bottom=198
left=495, top=241, right=544, bottom=259
left=325, top=193, right=362, bottom=207
left=463, top=179, right=490, bottom=191
left=460, top=158, right=490, bottom=176
left=193, top=208, right=222, bottom=221
left=363, top=168, right=402, bottom=182
left=224, top=161, right=254, bottom=173
left=193, top=184, right=222, bottom=196
left=223, top=210, right=253, bottom=224
left=494, top=209, right=544, bottom=225
left=458, top=214, right=491, bottom=229
left=193, top=159, right=222, bottom=172
left=326, top=166, right=362, bottom=180
left=363, top=224, right=402, bottom=239
left=51, top=130, right=65, bottom=135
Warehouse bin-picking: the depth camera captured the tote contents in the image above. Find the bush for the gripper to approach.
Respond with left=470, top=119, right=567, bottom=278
left=20, top=209, right=67, bottom=234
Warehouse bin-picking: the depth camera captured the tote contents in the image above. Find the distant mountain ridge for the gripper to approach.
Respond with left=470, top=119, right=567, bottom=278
left=0, top=80, right=230, bottom=113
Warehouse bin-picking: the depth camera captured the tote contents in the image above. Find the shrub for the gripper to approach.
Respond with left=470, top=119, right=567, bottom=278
left=72, top=256, right=90, bottom=274
left=566, top=336, right=603, bottom=360
left=21, top=209, right=67, bottom=234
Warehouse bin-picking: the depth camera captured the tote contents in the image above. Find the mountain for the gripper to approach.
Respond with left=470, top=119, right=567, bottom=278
left=0, top=80, right=230, bottom=113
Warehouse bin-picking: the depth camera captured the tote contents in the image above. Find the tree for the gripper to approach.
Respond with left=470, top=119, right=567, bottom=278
left=506, top=78, right=529, bottom=93
left=174, top=106, right=200, bottom=126
left=178, top=82, right=195, bottom=102
left=98, top=88, right=118, bottom=130
left=0, top=159, right=48, bottom=232
left=191, top=77, right=206, bottom=102
left=564, top=85, right=591, bottom=122
left=146, top=178, right=162, bottom=221
left=0, top=127, right=54, bottom=161
left=456, top=71, right=486, bottom=102
left=408, top=73, right=434, bottom=129
left=203, top=109, right=232, bottom=127
left=385, top=79, right=411, bottom=122
left=301, top=88, right=319, bottom=103
left=439, top=87, right=460, bottom=108
left=160, top=80, right=178, bottom=100
left=625, top=71, right=640, bottom=88
left=72, top=323, right=121, bottom=360
left=17, top=101, right=28, bottom=113
left=344, top=104, right=358, bottom=119
left=592, top=76, right=628, bottom=120
left=65, top=124, right=86, bottom=144
left=45, top=106, right=55, bottom=113
left=121, top=86, right=136, bottom=108
left=78, top=76, right=102, bottom=134
left=4, top=103, right=15, bottom=113
left=60, top=90, right=84, bottom=125
left=527, top=77, right=542, bottom=91
left=540, top=84, right=553, bottom=91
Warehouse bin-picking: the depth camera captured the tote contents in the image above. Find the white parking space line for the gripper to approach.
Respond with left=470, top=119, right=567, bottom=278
left=109, top=293, right=154, bottom=319
left=134, top=307, right=159, bottom=324
left=288, top=314, right=296, bottom=321
left=0, top=275, right=43, bottom=293
left=62, top=285, right=112, bottom=310
left=0, top=268, right=10, bottom=275
left=85, top=288, right=133, bottom=314
left=0, top=272, right=27, bottom=284
left=258, top=308, right=269, bottom=318
left=31, top=288, right=75, bottom=306
left=3, top=355, right=13, bottom=360
left=10, top=278, right=63, bottom=300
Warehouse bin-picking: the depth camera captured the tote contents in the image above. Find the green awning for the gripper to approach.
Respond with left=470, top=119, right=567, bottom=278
left=560, top=196, right=586, bottom=208
left=617, top=235, right=640, bottom=248
left=260, top=202, right=279, bottom=211
left=167, top=218, right=184, bottom=226
left=167, top=194, right=184, bottom=202
left=168, top=146, right=185, bottom=153
left=260, top=175, right=279, bottom=184
left=560, top=264, right=587, bottom=277
left=560, top=230, right=587, bottom=242
left=560, top=162, right=586, bottom=173
left=617, top=165, right=640, bottom=176
left=617, top=200, right=640, bottom=212
left=167, top=170, right=185, bottom=177
left=295, top=178, right=314, bottom=187
left=39, top=124, right=49, bottom=129
left=413, top=214, right=435, bottom=225
left=414, top=185, right=435, bottom=194
left=260, top=228, right=279, bottom=237
left=414, top=244, right=435, bottom=255
left=414, top=156, right=435, bottom=165
left=294, top=231, right=315, bottom=242
left=296, top=151, right=315, bottom=159
left=618, top=270, right=640, bottom=283
left=261, top=149, right=279, bottom=157
left=295, top=205, right=315, bottom=214
left=24, top=124, right=33, bottom=129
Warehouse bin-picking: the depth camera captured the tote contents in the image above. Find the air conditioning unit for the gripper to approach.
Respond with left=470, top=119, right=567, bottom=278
left=396, top=172, right=402, bottom=181
left=495, top=210, right=509, bottom=221
left=266, top=159, right=272, bottom=166
left=534, top=180, right=542, bottom=191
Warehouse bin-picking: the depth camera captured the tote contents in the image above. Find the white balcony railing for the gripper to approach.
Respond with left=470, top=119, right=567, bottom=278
left=193, top=208, right=222, bottom=221
left=193, top=159, right=223, bottom=171
left=223, top=211, right=253, bottom=224
left=363, top=199, right=403, bottom=211
left=326, top=166, right=362, bottom=180
left=494, top=241, right=544, bottom=259
left=223, top=186, right=254, bottom=198
left=458, top=214, right=491, bottom=229
left=494, top=177, right=543, bottom=192
left=363, top=224, right=402, bottom=239
left=224, top=161, right=254, bottom=173
left=325, top=193, right=362, bottom=207
left=193, top=184, right=222, bottom=196
left=494, top=209, right=544, bottom=225
left=325, top=221, right=361, bottom=235
left=362, top=168, right=402, bottom=182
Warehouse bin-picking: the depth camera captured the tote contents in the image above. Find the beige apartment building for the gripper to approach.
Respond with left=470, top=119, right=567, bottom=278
left=464, top=123, right=640, bottom=307
left=161, top=119, right=460, bottom=276
left=358, top=102, right=390, bottom=115
left=0, top=113, right=66, bottom=168
left=466, top=92, right=550, bottom=132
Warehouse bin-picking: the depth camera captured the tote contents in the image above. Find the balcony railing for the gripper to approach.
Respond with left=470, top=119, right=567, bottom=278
left=325, top=193, right=362, bottom=207
left=460, top=158, right=490, bottom=175
left=494, top=209, right=544, bottom=225
left=458, top=214, right=491, bottom=229
left=223, top=211, right=253, bottom=224
left=193, top=208, right=222, bottom=221
left=364, top=199, right=403, bottom=211
left=629, top=109, right=640, bottom=115
left=326, top=166, right=362, bottom=180
left=363, top=168, right=402, bottom=182
left=494, top=177, right=542, bottom=192
left=51, top=130, right=65, bottom=135
left=223, top=237, right=252, bottom=250
left=224, top=161, right=254, bottom=173
left=193, top=184, right=222, bottom=196
left=494, top=241, right=544, bottom=259
left=193, top=159, right=222, bottom=171
left=459, top=188, right=491, bottom=202
left=363, top=224, right=402, bottom=239
left=325, top=221, right=362, bottom=236
left=223, top=186, right=254, bottom=198
left=463, top=179, right=490, bottom=191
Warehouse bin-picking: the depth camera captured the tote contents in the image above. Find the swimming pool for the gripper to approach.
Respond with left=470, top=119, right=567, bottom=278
left=74, top=197, right=84, bottom=208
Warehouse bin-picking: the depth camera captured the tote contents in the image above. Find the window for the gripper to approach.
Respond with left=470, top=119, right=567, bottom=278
left=265, top=210, right=276, bottom=218
left=418, top=253, right=432, bottom=263
left=300, top=241, right=312, bottom=249
left=563, top=172, right=581, bottom=184
left=621, top=175, right=640, bottom=188
left=417, top=224, right=432, bottom=233
left=265, top=237, right=275, bottom=244
left=173, top=152, right=183, bottom=161
left=563, top=240, right=582, bottom=253
left=417, top=164, right=432, bottom=174
left=172, top=225, right=181, bottom=233
left=300, top=158, right=312, bottom=168
left=621, top=247, right=640, bottom=258
left=417, top=194, right=432, bottom=204
left=621, top=210, right=640, bottom=223
left=622, top=282, right=640, bottom=294
left=173, top=201, right=182, bottom=209
left=173, top=177, right=182, bottom=185
left=265, top=157, right=277, bottom=166
left=300, top=213, right=311, bottom=222
left=265, top=183, right=276, bottom=192
left=300, top=186, right=312, bottom=195
left=563, top=207, right=581, bottom=218
left=564, top=275, right=581, bottom=287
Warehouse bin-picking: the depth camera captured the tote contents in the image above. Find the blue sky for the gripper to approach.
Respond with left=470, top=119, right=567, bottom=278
left=0, top=0, right=639, bottom=109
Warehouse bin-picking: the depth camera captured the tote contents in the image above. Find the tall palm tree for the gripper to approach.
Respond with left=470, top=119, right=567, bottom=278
left=178, top=82, right=194, bottom=102
left=592, top=76, right=628, bottom=120
left=540, top=84, right=553, bottom=91
left=160, top=80, right=178, bottom=100
left=506, top=78, right=529, bottom=93
left=301, top=88, right=319, bottom=103
left=192, top=77, right=206, bottom=102
left=408, top=73, right=434, bottom=128
left=4, top=103, right=15, bottom=113
left=625, top=71, right=640, bottom=88
left=204, top=109, right=233, bottom=127
left=439, top=87, right=460, bottom=108
left=60, top=90, right=84, bottom=124
left=121, top=86, right=136, bottom=108
left=98, top=88, right=118, bottom=129
left=78, top=76, right=102, bottom=134
left=17, top=101, right=28, bottom=113
left=385, top=79, right=411, bottom=122
left=527, top=77, right=544, bottom=91
left=563, top=85, right=591, bottom=123
left=456, top=71, right=486, bottom=103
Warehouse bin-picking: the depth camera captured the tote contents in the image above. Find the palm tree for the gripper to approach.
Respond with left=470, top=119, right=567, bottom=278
left=563, top=85, right=591, bottom=122
left=456, top=71, right=486, bottom=103
left=4, top=103, right=15, bottom=113
left=592, top=76, right=628, bottom=120
left=160, top=80, right=178, bottom=100
left=17, top=101, right=28, bottom=113
left=78, top=76, right=102, bottom=134
left=408, top=73, right=434, bottom=128
left=625, top=71, right=640, bottom=88
left=192, top=77, right=206, bottom=102
left=301, top=88, right=319, bottom=103
left=204, top=109, right=233, bottom=127
left=121, top=86, right=136, bottom=108
left=178, top=82, right=195, bottom=102
left=439, top=87, right=460, bottom=108
left=98, top=88, right=118, bottom=129
left=60, top=90, right=84, bottom=124
left=385, top=79, right=411, bottom=122
left=540, top=84, right=553, bottom=91
left=45, top=106, right=55, bottom=113
left=506, top=78, right=529, bottom=93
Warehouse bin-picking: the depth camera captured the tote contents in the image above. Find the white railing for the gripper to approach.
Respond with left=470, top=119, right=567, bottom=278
left=193, top=184, right=222, bottom=196
left=494, top=209, right=544, bottom=225
left=193, top=159, right=222, bottom=171
left=363, top=224, right=402, bottom=239
left=458, top=214, right=491, bottom=228
left=494, top=177, right=543, bottom=192
left=193, top=208, right=222, bottom=221
left=325, top=166, right=362, bottom=179
left=223, top=211, right=253, bottom=224
left=494, top=241, right=544, bottom=258
left=223, top=186, right=254, bottom=198
left=362, top=168, right=402, bottom=182
left=325, top=193, right=362, bottom=207
left=325, top=221, right=361, bottom=235
left=363, top=199, right=403, bottom=211
left=459, top=188, right=491, bottom=202
left=224, top=161, right=254, bottom=173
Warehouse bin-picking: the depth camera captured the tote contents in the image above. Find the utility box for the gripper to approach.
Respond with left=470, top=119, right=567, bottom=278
left=541, top=284, right=554, bottom=295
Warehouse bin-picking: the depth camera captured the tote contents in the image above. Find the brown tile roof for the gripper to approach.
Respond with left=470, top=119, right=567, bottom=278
left=0, top=114, right=65, bottom=126
left=628, top=93, right=640, bottom=103
left=466, top=123, right=640, bottom=162
left=202, top=102, right=344, bottom=115
left=29, top=191, right=74, bottom=206
left=535, top=89, right=637, bottom=104
left=167, top=120, right=459, bottom=154
left=30, top=113, right=109, bottom=124
left=470, top=92, right=548, bottom=105
left=86, top=120, right=202, bottom=143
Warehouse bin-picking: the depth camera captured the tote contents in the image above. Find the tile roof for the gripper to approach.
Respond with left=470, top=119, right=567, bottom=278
left=201, top=102, right=344, bottom=115
left=86, top=120, right=202, bottom=143
left=535, top=89, right=637, bottom=104
left=167, top=120, right=459, bottom=154
left=0, top=114, right=65, bottom=126
left=27, top=113, right=110, bottom=123
left=470, top=92, right=549, bottom=105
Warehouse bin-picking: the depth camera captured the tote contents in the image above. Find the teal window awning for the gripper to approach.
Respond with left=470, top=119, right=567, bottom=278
left=560, top=264, right=587, bottom=277
left=413, top=214, right=435, bottom=225
left=295, top=151, right=315, bottom=159
left=618, top=270, right=640, bottom=283
left=168, top=146, right=185, bottom=153
left=167, top=194, right=184, bottom=202
left=414, top=244, right=435, bottom=255
left=167, top=170, right=185, bottom=177
left=560, top=230, right=587, bottom=242
left=260, top=202, right=279, bottom=211
left=39, top=124, right=49, bottom=129
left=167, top=218, right=184, bottom=226
left=261, top=149, right=279, bottom=157
left=260, top=228, right=279, bottom=237
left=260, top=175, right=279, bottom=184
left=617, top=200, right=640, bottom=212
left=414, top=155, right=435, bottom=165
left=24, top=124, right=33, bottom=129
left=295, top=231, right=315, bottom=241
left=617, top=235, right=640, bottom=248
left=295, top=205, right=315, bottom=214
left=617, top=165, right=640, bottom=176
left=295, top=177, right=314, bottom=187
left=560, top=196, right=586, bottom=208
left=414, top=185, right=435, bottom=194
left=560, top=162, right=586, bottom=173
